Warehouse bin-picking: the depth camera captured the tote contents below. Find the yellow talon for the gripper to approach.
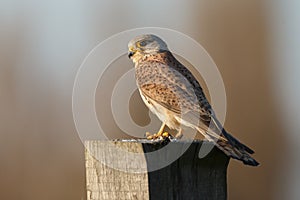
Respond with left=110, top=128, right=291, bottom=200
left=146, top=130, right=169, bottom=140
left=147, top=135, right=153, bottom=140
left=162, top=132, right=169, bottom=137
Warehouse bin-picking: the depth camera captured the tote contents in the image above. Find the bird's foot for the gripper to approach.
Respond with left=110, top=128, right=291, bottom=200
left=145, top=131, right=170, bottom=140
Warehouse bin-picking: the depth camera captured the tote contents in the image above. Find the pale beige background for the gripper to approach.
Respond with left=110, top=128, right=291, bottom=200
left=1, top=1, right=299, bottom=200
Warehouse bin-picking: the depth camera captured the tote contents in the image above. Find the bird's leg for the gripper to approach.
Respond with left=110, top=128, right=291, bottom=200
left=146, top=122, right=169, bottom=140
left=174, top=128, right=183, bottom=139
left=156, top=122, right=166, bottom=136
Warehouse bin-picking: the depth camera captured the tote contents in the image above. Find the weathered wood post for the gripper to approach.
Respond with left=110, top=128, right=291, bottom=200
left=85, top=139, right=230, bottom=200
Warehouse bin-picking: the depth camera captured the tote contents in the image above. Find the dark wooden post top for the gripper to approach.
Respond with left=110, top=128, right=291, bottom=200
left=143, top=140, right=230, bottom=200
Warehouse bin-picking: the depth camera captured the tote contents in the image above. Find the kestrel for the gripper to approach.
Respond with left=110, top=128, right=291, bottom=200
left=128, top=34, right=259, bottom=166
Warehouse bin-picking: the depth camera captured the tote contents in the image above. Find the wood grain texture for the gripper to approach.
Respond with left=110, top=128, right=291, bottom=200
left=85, top=140, right=230, bottom=200
left=85, top=141, right=149, bottom=200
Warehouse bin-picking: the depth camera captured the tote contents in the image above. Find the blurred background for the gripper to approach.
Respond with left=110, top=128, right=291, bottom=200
left=1, top=0, right=300, bottom=199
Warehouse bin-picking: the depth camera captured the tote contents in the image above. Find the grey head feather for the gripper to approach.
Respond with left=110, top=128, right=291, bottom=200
left=128, top=34, right=169, bottom=54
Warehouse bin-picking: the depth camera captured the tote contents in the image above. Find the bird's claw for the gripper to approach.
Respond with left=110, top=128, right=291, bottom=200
left=146, top=131, right=170, bottom=140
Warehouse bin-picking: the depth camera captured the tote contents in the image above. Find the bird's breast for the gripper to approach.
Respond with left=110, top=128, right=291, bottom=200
left=138, top=89, right=181, bottom=130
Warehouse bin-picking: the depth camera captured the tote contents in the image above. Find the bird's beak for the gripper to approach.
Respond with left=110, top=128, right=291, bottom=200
left=128, top=51, right=134, bottom=58
left=128, top=46, right=136, bottom=59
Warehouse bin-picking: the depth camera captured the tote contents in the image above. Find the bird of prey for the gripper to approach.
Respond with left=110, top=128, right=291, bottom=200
left=128, top=34, right=259, bottom=166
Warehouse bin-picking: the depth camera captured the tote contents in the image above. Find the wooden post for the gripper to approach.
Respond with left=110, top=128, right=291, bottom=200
left=85, top=140, right=230, bottom=200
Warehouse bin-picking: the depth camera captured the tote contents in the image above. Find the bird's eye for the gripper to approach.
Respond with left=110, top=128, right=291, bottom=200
left=138, top=41, right=147, bottom=47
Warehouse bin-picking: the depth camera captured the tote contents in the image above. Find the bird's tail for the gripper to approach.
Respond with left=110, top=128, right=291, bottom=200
left=216, top=129, right=259, bottom=166
left=197, top=126, right=259, bottom=166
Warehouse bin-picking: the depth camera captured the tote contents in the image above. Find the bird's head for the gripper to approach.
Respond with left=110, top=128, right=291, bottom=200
left=128, top=34, right=168, bottom=62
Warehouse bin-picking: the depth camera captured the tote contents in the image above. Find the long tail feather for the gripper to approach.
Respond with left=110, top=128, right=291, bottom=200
left=196, top=127, right=259, bottom=166
left=216, top=133, right=259, bottom=166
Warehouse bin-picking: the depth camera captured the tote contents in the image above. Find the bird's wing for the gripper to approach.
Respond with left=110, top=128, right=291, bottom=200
left=137, top=58, right=228, bottom=141
left=137, top=61, right=209, bottom=120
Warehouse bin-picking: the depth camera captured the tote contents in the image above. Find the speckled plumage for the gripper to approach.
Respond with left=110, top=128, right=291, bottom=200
left=128, top=34, right=259, bottom=166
